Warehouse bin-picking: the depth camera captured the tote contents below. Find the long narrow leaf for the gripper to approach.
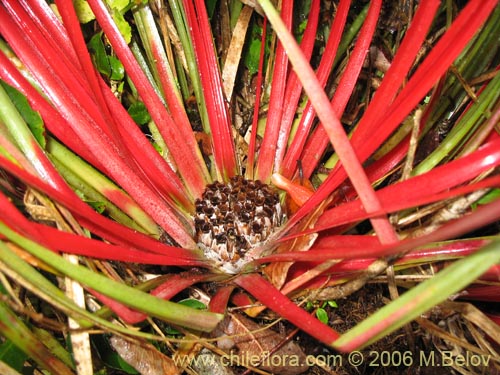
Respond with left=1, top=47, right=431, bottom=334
left=255, top=0, right=293, bottom=182
left=0, top=238, right=221, bottom=340
left=0, top=222, right=223, bottom=332
left=245, top=17, right=267, bottom=180
left=0, top=191, right=202, bottom=266
left=351, top=0, right=497, bottom=166
left=273, top=0, right=320, bottom=173
left=284, top=0, right=496, bottom=235
left=0, top=6, right=195, bottom=247
left=258, top=198, right=500, bottom=263
left=47, top=138, right=160, bottom=234
left=0, top=153, right=193, bottom=253
left=234, top=273, right=340, bottom=346
left=314, top=139, right=500, bottom=231
left=0, top=83, right=66, bottom=191
left=296, top=0, right=381, bottom=178
left=95, top=273, right=212, bottom=324
left=257, top=0, right=397, bottom=244
left=53, top=1, right=192, bottom=210
left=281, top=0, right=356, bottom=178
left=183, top=0, right=238, bottom=181
left=0, top=299, right=75, bottom=375
left=333, top=239, right=500, bottom=351
left=86, top=0, right=211, bottom=197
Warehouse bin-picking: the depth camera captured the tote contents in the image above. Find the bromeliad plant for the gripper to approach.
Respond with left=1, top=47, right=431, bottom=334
left=1, top=0, right=500, bottom=373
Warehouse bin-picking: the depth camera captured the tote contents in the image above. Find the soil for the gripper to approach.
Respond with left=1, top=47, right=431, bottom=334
left=265, top=283, right=498, bottom=375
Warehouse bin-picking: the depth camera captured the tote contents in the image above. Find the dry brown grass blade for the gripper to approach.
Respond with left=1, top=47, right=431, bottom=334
left=417, top=310, right=500, bottom=374
left=23, top=187, right=98, bottom=374
left=222, top=6, right=253, bottom=100
left=0, top=361, right=23, bottom=375
left=441, top=301, right=500, bottom=347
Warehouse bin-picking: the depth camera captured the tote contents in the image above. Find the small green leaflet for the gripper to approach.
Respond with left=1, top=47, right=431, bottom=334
left=73, top=0, right=134, bottom=43
left=315, top=308, right=329, bottom=324
left=206, top=0, right=217, bottom=19
left=92, top=335, right=139, bottom=374
left=178, top=298, right=207, bottom=310
left=326, top=300, right=338, bottom=308
left=88, top=32, right=125, bottom=81
left=73, top=0, right=95, bottom=24
left=476, top=188, right=500, bottom=206
left=127, top=101, right=151, bottom=125
left=306, top=299, right=338, bottom=324
left=294, top=0, right=312, bottom=41
left=1, top=81, right=45, bottom=149
left=243, top=21, right=270, bottom=75
left=244, top=37, right=262, bottom=75
left=0, top=338, right=28, bottom=372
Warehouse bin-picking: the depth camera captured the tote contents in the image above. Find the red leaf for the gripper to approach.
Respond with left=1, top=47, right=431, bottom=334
left=290, top=0, right=378, bottom=179
left=273, top=0, right=320, bottom=173
left=86, top=0, right=211, bottom=197
left=0, top=190, right=202, bottom=266
left=281, top=0, right=352, bottom=178
left=0, top=5, right=196, bottom=247
left=0, top=153, right=192, bottom=253
left=314, top=139, right=500, bottom=231
left=351, top=0, right=495, bottom=166
left=245, top=18, right=267, bottom=179
left=255, top=0, right=294, bottom=182
left=283, top=0, right=496, bottom=239
left=183, top=0, right=238, bottom=181
left=209, top=285, right=235, bottom=314
left=258, top=199, right=500, bottom=263
left=234, top=273, right=340, bottom=346
left=461, top=286, right=500, bottom=302
left=92, top=273, right=210, bottom=324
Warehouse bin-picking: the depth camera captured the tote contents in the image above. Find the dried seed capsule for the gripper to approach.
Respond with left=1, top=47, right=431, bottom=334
left=193, top=177, right=285, bottom=273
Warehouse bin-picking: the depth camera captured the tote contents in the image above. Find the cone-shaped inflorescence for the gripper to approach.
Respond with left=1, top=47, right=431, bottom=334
left=194, top=176, right=284, bottom=273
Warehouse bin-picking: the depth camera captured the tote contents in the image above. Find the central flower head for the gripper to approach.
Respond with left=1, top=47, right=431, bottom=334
left=194, top=176, right=284, bottom=273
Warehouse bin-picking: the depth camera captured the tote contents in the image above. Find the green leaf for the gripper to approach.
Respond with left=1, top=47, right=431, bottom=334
left=108, top=0, right=131, bottom=10
left=0, top=298, right=74, bottom=375
left=73, top=0, right=134, bottom=25
left=111, top=7, right=132, bottom=44
left=127, top=101, right=151, bottom=125
left=206, top=0, right=217, bottom=19
left=92, top=335, right=139, bottom=374
left=293, top=0, right=312, bottom=42
left=244, top=38, right=262, bottom=75
left=243, top=21, right=269, bottom=76
left=0, top=224, right=224, bottom=333
left=476, top=188, right=500, bottom=206
left=88, top=33, right=112, bottom=77
left=315, top=308, right=329, bottom=324
left=0, top=340, right=28, bottom=372
left=178, top=298, right=207, bottom=310
left=327, top=300, right=338, bottom=308
left=88, top=33, right=125, bottom=80
left=73, top=0, right=96, bottom=23
left=334, top=239, right=500, bottom=351
left=0, top=82, right=45, bottom=148
left=108, top=55, right=125, bottom=80
left=32, top=327, right=74, bottom=368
